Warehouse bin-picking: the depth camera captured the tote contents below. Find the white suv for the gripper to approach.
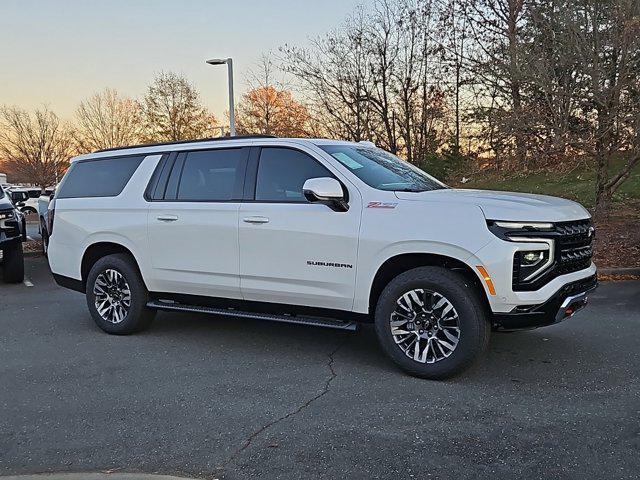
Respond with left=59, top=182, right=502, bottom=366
left=48, top=136, right=597, bottom=379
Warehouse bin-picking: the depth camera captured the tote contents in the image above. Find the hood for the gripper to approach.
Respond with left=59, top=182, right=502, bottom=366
left=394, top=188, right=590, bottom=223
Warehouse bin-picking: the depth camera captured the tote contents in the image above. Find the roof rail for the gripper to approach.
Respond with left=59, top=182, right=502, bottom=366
left=94, top=135, right=277, bottom=153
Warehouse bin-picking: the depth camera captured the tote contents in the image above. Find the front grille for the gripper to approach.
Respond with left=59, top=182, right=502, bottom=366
left=555, top=219, right=594, bottom=276
left=513, top=219, right=594, bottom=291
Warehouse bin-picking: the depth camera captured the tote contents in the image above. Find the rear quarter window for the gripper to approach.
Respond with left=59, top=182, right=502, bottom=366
left=57, top=155, right=145, bottom=199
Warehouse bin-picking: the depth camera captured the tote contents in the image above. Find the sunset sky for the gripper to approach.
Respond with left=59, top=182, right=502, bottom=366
left=0, top=0, right=369, bottom=122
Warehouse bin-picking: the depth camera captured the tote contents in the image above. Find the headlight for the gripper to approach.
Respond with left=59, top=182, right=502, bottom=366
left=0, top=210, right=14, bottom=226
left=494, top=221, right=553, bottom=230
left=514, top=247, right=553, bottom=282
left=488, top=220, right=554, bottom=241
left=522, top=251, right=545, bottom=265
left=488, top=220, right=557, bottom=286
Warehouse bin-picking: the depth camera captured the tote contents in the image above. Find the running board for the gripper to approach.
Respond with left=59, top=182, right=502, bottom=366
left=146, top=300, right=358, bottom=331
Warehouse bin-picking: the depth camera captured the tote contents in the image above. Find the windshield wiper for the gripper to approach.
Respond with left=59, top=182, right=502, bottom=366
left=394, top=188, right=427, bottom=192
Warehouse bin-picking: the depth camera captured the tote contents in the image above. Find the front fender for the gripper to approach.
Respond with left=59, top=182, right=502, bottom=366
left=353, top=239, right=493, bottom=314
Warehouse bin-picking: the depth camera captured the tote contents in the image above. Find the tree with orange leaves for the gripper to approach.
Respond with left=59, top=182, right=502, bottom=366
left=235, top=54, right=311, bottom=137
left=236, top=86, right=310, bottom=137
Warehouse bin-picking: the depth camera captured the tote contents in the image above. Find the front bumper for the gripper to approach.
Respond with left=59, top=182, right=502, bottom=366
left=0, top=209, right=26, bottom=247
left=0, top=227, right=25, bottom=247
left=492, top=274, right=597, bottom=330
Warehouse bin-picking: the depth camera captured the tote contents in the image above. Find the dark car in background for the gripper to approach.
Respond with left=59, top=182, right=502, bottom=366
left=0, top=184, right=26, bottom=283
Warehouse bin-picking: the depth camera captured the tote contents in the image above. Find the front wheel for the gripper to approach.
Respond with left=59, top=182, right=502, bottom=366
left=86, top=253, right=155, bottom=334
left=2, top=242, right=25, bottom=283
left=374, top=267, right=490, bottom=380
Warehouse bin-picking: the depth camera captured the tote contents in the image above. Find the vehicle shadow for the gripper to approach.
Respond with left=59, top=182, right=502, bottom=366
left=146, top=309, right=601, bottom=388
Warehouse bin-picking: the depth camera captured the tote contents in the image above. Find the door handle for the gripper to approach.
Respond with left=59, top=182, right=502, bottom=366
left=157, top=214, right=178, bottom=222
left=243, top=216, right=269, bottom=224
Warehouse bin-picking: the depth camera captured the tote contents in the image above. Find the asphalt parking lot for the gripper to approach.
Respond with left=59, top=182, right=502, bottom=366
left=1, top=257, right=639, bottom=480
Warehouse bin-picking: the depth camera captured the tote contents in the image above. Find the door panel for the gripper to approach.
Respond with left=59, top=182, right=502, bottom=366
left=239, top=203, right=360, bottom=310
left=147, top=202, right=241, bottom=297
left=239, top=147, right=361, bottom=311
left=146, top=147, right=247, bottom=298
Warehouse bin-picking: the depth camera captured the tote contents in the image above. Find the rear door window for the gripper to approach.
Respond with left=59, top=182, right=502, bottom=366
left=175, top=148, right=247, bottom=201
left=57, top=156, right=145, bottom=199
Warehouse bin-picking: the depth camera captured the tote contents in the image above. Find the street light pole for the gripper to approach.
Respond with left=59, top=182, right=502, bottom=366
left=206, top=57, right=236, bottom=136
left=226, top=58, right=235, bottom=137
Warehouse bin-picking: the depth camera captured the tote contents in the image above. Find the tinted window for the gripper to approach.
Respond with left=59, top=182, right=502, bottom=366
left=177, top=149, right=245, bottom=201
left=320, top=145, right=446, bottom=192
left=255, top=148, right=332, bottom=202
left=57, top=156, right=145, bottom=199
left=11, top=191, right=29, bottom=203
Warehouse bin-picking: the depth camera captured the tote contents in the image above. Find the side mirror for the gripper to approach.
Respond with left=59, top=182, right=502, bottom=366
left=303, top=177, right=348, bottom=212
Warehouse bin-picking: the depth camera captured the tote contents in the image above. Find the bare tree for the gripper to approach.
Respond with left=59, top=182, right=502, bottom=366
left=569, top=0, right=640, bottom=214
left=438, top=0, right=474, bottom=154
left=0, top=107, right=73, bottom=188
left=282, top=0, right=450, bottom=163
left=466, top=0, right=529, bottom=166
left=141, top=72, right=216, bottom=142
left=282, top=6, right=376, bottom=142
left=525, top=0, right=640, bottom=212
left=278, top=0, right=640, bottom=209
left=391, top=0, right=448, bottom=164
left=74, top=88, right=142, bottom=152
left=524, top=0, right=584, bottom=163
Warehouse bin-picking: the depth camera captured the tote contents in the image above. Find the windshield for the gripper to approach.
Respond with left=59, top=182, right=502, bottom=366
left=320, top=144, right=447, bottom=192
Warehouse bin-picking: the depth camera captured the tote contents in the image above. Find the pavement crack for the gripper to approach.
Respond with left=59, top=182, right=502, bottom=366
left=226, top=340, right=345, bottom=465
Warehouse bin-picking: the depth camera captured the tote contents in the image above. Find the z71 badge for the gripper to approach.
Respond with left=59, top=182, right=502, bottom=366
left=367, top=201, right=398, bottom=209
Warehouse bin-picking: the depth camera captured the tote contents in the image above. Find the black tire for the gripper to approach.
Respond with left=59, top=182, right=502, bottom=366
left=374, top=266, right=490, bottom=380
left=2, top=242, right=25, bottom=284
left=85, top=253, right=155, bottom=334
left=40, top=218, right=49, bottom=257
left=22, top=207, right=37, bottom=217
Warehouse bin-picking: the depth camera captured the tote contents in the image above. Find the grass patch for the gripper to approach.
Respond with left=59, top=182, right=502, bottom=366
left=454, top=157, right=640, bottom=207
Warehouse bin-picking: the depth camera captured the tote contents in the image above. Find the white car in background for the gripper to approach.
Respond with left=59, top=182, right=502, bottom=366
left=7, top=187, right=41, bottom=217
left=38, top=187, right=56, bottom=255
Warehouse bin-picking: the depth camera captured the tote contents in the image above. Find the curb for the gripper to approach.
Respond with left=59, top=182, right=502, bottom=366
left=599, top=267, right=640, bottom=275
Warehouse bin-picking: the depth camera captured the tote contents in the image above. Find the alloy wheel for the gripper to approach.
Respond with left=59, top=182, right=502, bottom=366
left=93, top=268, right=131, bottom=324
left=390, top=288, right=461, bottom=363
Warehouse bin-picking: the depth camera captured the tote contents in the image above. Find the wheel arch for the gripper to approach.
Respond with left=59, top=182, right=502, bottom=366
left=367, top=252, right=491, bottom=317
left=80, top=241, right=146, bottom=290
left=21, top=206, right=37, bottom=215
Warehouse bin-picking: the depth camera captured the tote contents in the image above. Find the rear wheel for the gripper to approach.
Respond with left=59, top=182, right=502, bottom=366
left=2, top=242, right=25, bottom=283
left=374, top=267, right=490, bottom=380
left=86, top=253, right=155, bottom=334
